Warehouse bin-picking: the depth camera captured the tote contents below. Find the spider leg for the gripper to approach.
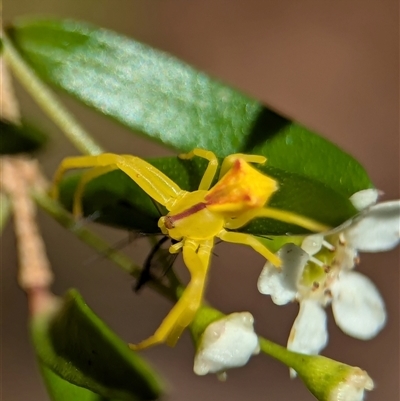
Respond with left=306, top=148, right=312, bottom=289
left=130, top=238, right=212, bottom=350
left=225, top=207, right=330, bottom=232
left=50, top=154, right=185, bottom=211
left=178, top=149, right=219, bottom=190
left=73, top=165, right=117, bottom=218
left=218, top=229, right=281, bottom=267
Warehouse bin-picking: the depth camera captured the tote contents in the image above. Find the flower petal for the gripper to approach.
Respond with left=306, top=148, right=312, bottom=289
left=287, top=299, right=328, bottom=355
left=193, top=312, right=260, bottom=377
left=331, top=271, right=386, bottom=340
left=349, top=189, right=380, bottom=211
left=329, top=367, right=374, bottom=401
left=257, top=244, right=308, bottom=305
left=346, top=200, right=400, bottom=252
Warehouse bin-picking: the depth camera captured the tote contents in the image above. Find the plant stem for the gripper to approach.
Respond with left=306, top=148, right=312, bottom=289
left=2, top=34, right=104, bottom=156
left=258, top=336, right=302, bottom=368
left=33, top=190, right=176, bottom=301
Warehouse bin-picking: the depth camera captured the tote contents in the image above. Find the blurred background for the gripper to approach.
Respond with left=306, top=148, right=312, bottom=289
left=2, top=1, right=399, bottom=400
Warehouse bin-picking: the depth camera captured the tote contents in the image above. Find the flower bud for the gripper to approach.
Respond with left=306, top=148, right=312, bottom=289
left=192, top=310, right=260, bottom=380
left=293, top=353, right=373, bottom=401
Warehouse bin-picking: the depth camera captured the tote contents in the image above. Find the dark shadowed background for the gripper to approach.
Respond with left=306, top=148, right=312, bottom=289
left=2, top=1, right=399, bottom=400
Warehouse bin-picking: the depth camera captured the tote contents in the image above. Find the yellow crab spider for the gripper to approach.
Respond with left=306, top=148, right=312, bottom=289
left=50, top=149, right=329, bottom=350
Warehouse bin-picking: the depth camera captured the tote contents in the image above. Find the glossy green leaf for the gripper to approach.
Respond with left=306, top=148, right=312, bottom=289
left=0, top=119, right=47, bottom=154
left=58, top=156, right=357, bottom=236
left=31, top=289, right=163, bottom=401
left=8, top=18, right=372, bottom=197
left=39, top=363, right=119, bottom=401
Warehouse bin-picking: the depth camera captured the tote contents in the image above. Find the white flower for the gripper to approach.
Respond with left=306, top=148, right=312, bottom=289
left=258, top=198, right=400, bottom=357
left=349, top=188, right=380, bottom=211
left=193, top=312, right=260, bottom=380
left=328, top=367, right=374, bottom=401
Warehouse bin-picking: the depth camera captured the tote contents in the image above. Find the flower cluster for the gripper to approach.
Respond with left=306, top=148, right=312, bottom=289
left=258, top=191, right=400, bottom=357
left=192, top=190, right=398, bottom=400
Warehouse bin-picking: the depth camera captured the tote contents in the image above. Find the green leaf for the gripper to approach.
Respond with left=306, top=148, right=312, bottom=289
left=8, top=18, right=372, bottom=197
left=0, top=119, right=48, bottom=154
left=31, top=289, right=164, bottom=401
left=58, top=156, right=357, bottom=235
left=39, top=363, right=119, bottom=401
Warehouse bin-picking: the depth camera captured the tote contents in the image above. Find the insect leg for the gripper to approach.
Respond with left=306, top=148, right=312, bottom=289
left=135, top=236, right=172, bottom=292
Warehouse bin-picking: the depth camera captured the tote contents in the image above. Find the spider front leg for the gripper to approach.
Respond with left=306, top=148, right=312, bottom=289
left=179, top=148, right=219, bottom=190
left=130, top=238, right=212, bottom=350
left=50, top=153, right=185, bottom=216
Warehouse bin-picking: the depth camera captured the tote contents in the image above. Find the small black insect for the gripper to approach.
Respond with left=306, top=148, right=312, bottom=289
left=134, top=236, right=179, bottom=292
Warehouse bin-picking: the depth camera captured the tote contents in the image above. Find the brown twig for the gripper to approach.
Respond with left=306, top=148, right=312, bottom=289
left=0, top=157, right=56, bottom=314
